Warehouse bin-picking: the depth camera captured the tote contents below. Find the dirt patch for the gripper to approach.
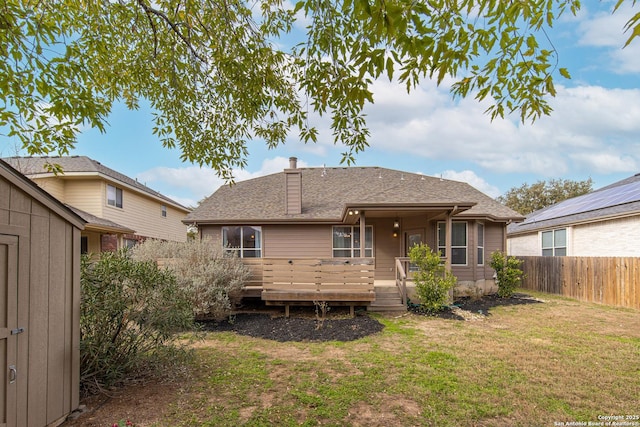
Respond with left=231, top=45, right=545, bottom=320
left=64, top=378, right=182, bottom=427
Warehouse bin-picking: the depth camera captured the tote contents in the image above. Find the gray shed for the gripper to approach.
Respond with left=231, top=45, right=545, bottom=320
left=0, top=159, right=84, bottom=426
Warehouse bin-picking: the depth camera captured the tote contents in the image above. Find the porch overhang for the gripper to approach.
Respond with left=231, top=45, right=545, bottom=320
left=340, top=202, right=476, bottom=224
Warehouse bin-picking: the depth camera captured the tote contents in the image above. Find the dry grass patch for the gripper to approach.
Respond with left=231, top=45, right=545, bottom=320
left=64, top=292, right=640, bottom=427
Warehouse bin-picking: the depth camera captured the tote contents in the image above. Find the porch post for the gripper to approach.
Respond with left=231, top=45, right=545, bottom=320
left=359, top=211, right=366, bottom=257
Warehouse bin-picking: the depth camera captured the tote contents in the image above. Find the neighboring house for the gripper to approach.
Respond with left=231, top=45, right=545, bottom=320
left=0, top=158, right=84, bottom=426
left=3, top=156, right=191, bottom=252
left=185, top=158, right=523, bottom=310
left=507, top=173, right=640, bottom=257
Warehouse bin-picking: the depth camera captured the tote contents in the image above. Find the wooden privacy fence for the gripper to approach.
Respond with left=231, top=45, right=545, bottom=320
left=518, top=256, right=640, bottom=310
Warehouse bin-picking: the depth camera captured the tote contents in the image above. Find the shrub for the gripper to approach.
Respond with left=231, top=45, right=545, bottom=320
left=408, top=243, right=457, bottom=313
left=80, top=251, right=194, bottom=394
left=489, top=250, right=525, bottom=298
left=131, top=239, right=250, bottom=320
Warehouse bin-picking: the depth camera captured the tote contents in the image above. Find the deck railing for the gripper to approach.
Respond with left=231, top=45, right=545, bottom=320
left=260, top=258, right=375, bottom=301
left=395, top=257, right=409, bottom=306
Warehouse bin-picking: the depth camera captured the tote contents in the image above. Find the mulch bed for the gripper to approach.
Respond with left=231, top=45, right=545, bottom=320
left=199, top=311, right=385, bottom=342
left=198, top=293, right=543, bottom=342
left=411, top=292, right=544, bottom=320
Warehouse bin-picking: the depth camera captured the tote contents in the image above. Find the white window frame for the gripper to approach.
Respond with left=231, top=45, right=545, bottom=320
left=106, top=184, right=123, bottom=208
left=161, top=205, right=167, bottom=217
left=541, top=228, right=567, bottom=256
left=222, top=226, right=262, bottom=258
left=477, top=222, right=485, bottom=266
left=437, top=221, right=468, bottom=265
left=332, top=225, right=373, bottom=258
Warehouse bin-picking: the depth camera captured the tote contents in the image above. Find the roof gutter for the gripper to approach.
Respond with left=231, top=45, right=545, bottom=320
left=183, top=218, right=347, bottom=226
left=339, top=202, right=477, bottom=222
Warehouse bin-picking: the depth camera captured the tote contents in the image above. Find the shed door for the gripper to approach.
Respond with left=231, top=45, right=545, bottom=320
left=0, top=235, right=18, bottom=427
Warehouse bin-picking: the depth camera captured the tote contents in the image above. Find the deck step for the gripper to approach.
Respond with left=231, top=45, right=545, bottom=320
left=368, top=286, right=406, bottom=312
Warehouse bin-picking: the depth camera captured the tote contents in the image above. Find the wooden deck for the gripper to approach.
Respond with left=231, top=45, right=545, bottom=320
left=242, top=258, right=375, bottom=316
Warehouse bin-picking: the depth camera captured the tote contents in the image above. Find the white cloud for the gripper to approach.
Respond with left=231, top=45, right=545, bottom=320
left=355, top=78, right=640, bottom=178
left=577, top=2, right=640, bottom=73
left=568, top=152, right=637, bottom=174
left=439, top=170, right=501, bottom=198
left=136, top=156, right=309, bottom=207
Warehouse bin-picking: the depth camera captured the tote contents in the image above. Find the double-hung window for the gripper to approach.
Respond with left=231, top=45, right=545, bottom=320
left=541, top=229, right=566, bottom=256
left=332, top=226, right=373, bottom=257
left=437, top=221, right=468, bottom=265
left=223, top=226, right=262, bottom=258
left=106, top=184, right=123, bottom=208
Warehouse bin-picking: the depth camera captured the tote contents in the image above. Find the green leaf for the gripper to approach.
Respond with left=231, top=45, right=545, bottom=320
left=385, top=56, right=394, bottom=81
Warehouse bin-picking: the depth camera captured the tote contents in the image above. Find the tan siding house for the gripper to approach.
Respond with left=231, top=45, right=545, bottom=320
left=187, top=158, right=523, bottom=310
left=507, top=174, right=640, bottom=257
left=0, top=159, right=84, bottom=426
left=3, top=156, right=191, bottom=252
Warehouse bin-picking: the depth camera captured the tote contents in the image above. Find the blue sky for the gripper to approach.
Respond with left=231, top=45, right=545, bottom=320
left=6, top=1, right=640, bottom=208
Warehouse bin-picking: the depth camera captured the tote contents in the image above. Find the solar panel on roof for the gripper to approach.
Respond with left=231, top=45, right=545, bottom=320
left=524, top=181, right=640, bottom=223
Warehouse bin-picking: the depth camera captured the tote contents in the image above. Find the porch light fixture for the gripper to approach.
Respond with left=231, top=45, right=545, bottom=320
left=348, top=209, right=360, bottom=216
left=393, top=219, right=400, bottom=238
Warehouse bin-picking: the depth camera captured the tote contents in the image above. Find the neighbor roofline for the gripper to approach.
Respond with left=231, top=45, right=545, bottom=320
left=83, top=223, right=136, bottom=234
left=507, top=209, right=640, bottom=236
left=28, top=170, right=190, bottom=212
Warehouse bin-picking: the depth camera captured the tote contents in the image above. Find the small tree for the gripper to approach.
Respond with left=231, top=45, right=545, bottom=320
left=80, top=251, right=194, bottom=394
left=489, top=251, right=525, bottom=298
left=408, top=243, right=457, bottom=313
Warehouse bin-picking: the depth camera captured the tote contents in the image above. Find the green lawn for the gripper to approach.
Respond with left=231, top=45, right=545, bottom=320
left=120, top=292, right=640, bottom=426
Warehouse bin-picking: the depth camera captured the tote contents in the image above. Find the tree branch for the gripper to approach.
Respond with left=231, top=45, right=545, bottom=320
left=135, top=0, right=207, bottom=63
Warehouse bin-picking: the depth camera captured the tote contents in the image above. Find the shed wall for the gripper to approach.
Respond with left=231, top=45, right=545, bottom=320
left=0, top=173, right=80, bottom=426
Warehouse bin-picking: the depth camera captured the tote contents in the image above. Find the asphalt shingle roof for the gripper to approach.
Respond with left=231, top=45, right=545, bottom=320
left=2, top=156, right=189, bottom=211
left=186, top=166, right=523, bottom=223
left=65, top=205, right=135, bottom=233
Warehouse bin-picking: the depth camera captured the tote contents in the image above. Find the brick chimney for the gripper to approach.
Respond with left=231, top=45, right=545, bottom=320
left=284, top=157, right=302, bottom=214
